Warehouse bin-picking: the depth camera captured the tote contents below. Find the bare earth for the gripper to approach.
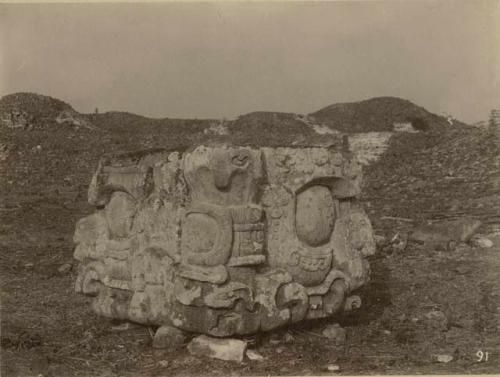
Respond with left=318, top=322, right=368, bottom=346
left=1, top=98, right=499, bottom=375
left=1, top=177, right=499, bottom=376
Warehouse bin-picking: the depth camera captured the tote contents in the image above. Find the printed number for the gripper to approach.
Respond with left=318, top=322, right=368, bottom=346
left=476, top=351, right=489, bottom=362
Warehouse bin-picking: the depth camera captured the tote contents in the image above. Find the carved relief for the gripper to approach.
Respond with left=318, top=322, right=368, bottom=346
left=74, top=144, right=374, bottom=337
left=296, top=185, right=336, bottom=247
left=181, top=204, right=232, bottom=267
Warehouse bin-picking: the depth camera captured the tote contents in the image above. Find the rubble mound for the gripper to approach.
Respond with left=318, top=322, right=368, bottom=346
left=88, top=111, right=215, bottom=134
left=225, top=111, right=342, bottom=147
left=0, top=92, right=93, bottom=130
left=310, top=96, right=463, bottom=133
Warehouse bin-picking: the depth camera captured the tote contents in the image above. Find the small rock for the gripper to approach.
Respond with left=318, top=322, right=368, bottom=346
left=486, top=231, right=500, bottom=247
left=383, top=330, right=391, bottom=335
left=246, top=349, right=264, bottom=361
left=425, top=309, right=446, bottom=320
left=269, top=332, right=282, bottom=345
left=374, top=234, right=386, bottom=247
left=111, top=322, right=135, bottom=331
left=424, top=310, right=448, bottom=329
left=276, top=347, right=284, bottom=354
left=470, top=236, right=493, bottom=249
left=436, top=354, right=453, bottom=363
left=24, top=262, right=34, bottom=269
left=283, top=332, right=294, bottom=343
left=326, top=364, right=340, bottom=372
left=322, top=324, right=346, bottom=345
left=158, top=360, right=169, bottom=367
left=58, top=263, right=72, bottom=274
left=188, top=335, right=247, bottom=362
left=153, top=325, right=187, bottom=349
left=391, top=232, right=408, bottom=251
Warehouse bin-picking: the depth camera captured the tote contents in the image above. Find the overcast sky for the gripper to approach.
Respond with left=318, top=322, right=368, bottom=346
left=1, top=1, right=499, bottom=123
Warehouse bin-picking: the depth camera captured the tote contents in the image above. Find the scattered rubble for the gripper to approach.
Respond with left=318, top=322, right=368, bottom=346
left=348, top=132, right=392, bottom=165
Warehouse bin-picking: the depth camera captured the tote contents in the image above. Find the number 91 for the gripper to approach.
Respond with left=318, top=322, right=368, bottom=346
left=476, top=351, right=489, bottom=362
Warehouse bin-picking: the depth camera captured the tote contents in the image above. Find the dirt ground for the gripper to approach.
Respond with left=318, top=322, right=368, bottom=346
left=1, top=192, right=500, bottom=377
left=1, top=124, right=500, bottom=376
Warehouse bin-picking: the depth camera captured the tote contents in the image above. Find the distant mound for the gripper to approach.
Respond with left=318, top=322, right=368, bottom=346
left=0, top=92, right=93, bottom=130
left=225, top=111, right=342, bottom=146
left=87, top=111, right=215, bottom=135
left=310, top=96, right=465, bottom=133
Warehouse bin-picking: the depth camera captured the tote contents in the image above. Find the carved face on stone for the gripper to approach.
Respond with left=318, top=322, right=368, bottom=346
left=182, top=146, right=263, bottom=206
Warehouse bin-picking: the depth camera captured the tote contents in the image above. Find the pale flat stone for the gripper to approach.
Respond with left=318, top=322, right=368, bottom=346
left=246, top=349, right=265, bottom=361
left=436, top=354, right=453, bottom=363
left=326, top=364, right=340, bottom=372
left=187, top=335, right=247, bottom=362
left=470, top=236, right=494, bottom=249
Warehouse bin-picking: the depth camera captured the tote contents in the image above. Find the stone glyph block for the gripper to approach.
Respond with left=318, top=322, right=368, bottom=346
left=74, top=143, right=375, bottom=337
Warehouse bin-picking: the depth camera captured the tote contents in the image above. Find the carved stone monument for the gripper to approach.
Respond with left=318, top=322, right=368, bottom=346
left=74, top=141, right=375, bottom=339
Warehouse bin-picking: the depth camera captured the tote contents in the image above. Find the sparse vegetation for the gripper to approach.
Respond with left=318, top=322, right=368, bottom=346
left=1, top=93, right=499, bottom=376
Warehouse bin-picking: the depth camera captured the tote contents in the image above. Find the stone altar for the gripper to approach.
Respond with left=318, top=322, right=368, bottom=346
left=73, top=142, right=375, bottom=338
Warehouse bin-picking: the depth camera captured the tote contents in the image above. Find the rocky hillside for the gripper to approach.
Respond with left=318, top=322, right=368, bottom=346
left=362, top=126, right=500, bottom=235
left=2, top=93, right=462, bottom=135
left=85, top=111, right=216, bottom=134
left=0, top=93, right=93, bottom=130
left=310, top=96, right=463, bottom=133
left=4, top=91, right=497, bottom=236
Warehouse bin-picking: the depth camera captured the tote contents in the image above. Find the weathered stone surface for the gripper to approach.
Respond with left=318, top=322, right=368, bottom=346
left=73, top=144, right=374, bottom=337
left=187, top=335, right=247, bottom=362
